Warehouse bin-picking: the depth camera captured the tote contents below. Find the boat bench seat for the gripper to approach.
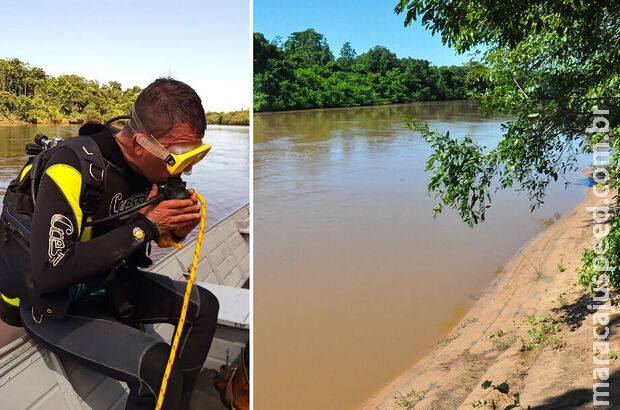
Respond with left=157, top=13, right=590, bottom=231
left=198, top=282, right=249, bottom=329
left=198, top=283, right=249, bottom=371
left=151, top=283, right=249, bottom=371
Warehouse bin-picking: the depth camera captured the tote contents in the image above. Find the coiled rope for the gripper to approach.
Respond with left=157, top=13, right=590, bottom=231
left=155, top=193, right=207, bottom=409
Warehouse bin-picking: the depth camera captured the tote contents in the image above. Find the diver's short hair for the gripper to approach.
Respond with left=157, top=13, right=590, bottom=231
left=125, top=78, right=206, bottom=139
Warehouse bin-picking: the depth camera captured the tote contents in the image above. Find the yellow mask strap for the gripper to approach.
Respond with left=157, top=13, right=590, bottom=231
left=130, top=107, right=210, bottom=174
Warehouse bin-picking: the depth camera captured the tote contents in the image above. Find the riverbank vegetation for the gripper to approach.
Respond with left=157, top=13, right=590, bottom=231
left=397, top=1, right=619, bottom=288
left=206, top=110, right=249, bottom=125
left=0, top=58, right=140, bottom=124
left=1, top=58, right=247, bottom=126
left=254, top=29, right=470, bottom=112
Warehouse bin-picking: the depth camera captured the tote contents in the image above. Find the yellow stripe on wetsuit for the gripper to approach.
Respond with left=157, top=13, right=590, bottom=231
left=4, top=164, right=87, bottom=308
left=81, top=216, right=93, bottom=242
left=1, top=293, right=19, bottom=307
left=19, top=164, right=33, bottom=181
left=45, top=164, right=83, bottom=236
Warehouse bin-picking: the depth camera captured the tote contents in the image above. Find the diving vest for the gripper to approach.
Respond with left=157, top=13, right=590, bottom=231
left=0, top=134, right=105, bottom=324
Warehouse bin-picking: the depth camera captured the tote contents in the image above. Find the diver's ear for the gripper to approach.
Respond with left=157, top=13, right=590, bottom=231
left=132, top=133, right=145, bottom=155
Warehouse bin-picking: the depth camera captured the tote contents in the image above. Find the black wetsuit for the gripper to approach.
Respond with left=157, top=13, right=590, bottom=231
left=7, top=126, right=218, bottom=409
left=29, top=126, right=157, bottom=298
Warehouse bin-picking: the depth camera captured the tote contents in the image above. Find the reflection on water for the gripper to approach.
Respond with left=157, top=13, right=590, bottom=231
left=0, top=124, right=249, bottom=259
left=0, top=125, right=80, bottom=195
left=254, top=101, right=589, bottom=410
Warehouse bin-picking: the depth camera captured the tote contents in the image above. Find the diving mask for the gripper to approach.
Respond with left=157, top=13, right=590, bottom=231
left=128, top=108, right=211, bottom=175
left=135, top=133, right=210, bottom=175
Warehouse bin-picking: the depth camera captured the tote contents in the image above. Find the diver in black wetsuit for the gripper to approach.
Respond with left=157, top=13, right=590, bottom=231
left=0, top=78, right=218, bottom=410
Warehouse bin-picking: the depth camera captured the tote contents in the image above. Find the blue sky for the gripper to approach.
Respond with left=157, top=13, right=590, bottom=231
left=0, top=0, right=250, bottom=112
left=254, top=0, right=471, bottom=66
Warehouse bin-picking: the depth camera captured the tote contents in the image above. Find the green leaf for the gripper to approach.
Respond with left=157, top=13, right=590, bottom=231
left=496, top=382, right=510, bottom=394
left=504, top=405, right=519, bottom=410
left=482, top=380, right=492, bottom=389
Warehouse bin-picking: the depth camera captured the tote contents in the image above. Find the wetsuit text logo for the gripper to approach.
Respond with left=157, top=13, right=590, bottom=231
left=48, top=214, right=74, bottom=266
left=110, top=192, right=148, bottom=216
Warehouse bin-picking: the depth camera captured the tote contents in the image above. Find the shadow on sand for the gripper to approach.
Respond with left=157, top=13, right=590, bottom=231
left=530, top=368, right=618, bottom=409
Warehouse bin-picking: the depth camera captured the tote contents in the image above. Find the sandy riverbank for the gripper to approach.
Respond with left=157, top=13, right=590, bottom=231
left=366, top=172, right=619, bottom=409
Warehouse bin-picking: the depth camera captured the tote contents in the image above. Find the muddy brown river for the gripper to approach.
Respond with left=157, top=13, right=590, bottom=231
left=253, top=101, right=589, bottom=409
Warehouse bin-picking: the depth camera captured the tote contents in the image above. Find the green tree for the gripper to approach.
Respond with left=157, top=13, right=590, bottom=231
left=395, top=0, right=619, bottom=221
left=355, top=46, right=398, bottom=75
left=338, top=42, right=357, bottom=68
left=254, top=32, right=281, bottom=74
left=283, top=28, right=333, bottom=66
left=395, top=0, right=620, bottom=285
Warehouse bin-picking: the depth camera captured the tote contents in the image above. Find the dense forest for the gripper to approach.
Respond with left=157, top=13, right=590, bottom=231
left=0, top=58, right=248, bottom=126
left=254, top=29, right=470, bottom=112
left=0, top=58, right=140, bottom=124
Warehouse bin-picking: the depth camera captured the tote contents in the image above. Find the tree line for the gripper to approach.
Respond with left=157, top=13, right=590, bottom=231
left=0, top=58, right=140, bottom=124
left=206, top=110, right=249, bottom=126
left=0, top=58, right=249, bottom=126
left=254, top=29, right=471, bottom=112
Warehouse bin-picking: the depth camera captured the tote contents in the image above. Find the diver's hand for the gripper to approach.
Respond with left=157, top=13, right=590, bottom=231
left=139, top=185, right=201, bottom=235
left=171, top=189, right=202, bottom=239
left=171, top=221, right=200, bottom=240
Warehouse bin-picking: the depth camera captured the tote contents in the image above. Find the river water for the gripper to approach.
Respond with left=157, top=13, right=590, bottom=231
left=253, top=101, right=590, bottom=409
left=0, top=123, right=249, bottom=260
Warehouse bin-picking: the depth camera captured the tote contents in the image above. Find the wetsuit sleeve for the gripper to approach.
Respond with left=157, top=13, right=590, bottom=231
left=29, top=148, right=159, bottom=294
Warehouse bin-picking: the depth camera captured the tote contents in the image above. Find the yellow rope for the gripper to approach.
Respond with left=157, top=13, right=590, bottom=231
left=157, top=232, right=184, bottom=250
left=155, top=193, right=206, bottom=410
